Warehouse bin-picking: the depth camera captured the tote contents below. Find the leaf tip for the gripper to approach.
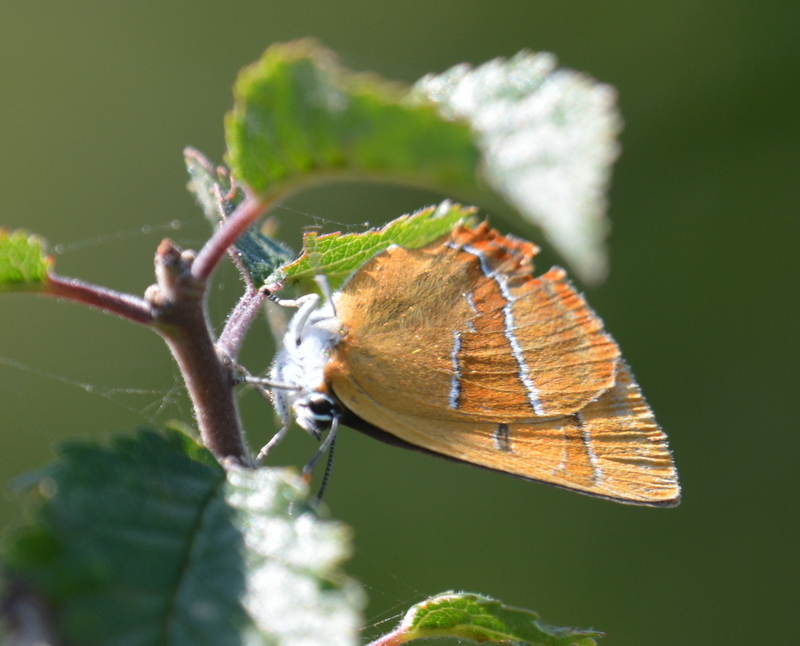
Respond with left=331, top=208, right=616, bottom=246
left=0, top=228, right=54, bottom=291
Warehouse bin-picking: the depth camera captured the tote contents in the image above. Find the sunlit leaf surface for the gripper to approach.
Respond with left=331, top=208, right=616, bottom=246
left=413, top=52, right=621, bottom=282
left=3, top=429, right=363, bottom=646
left=278, top=201, right=476, bottom=290
left=374, top=592, right=602, bottom=646
left=225, top=41, right=620, bottom=284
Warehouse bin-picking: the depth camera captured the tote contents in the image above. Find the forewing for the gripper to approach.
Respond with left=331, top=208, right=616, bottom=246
left=334, top=223, right=619, bottom=421
left=455, top=265, right=619, bottom=417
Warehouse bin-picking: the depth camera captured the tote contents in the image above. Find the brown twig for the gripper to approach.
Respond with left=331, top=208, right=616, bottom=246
left=216, top=286, right=270, bottom=362
left=46, top=274, right=155, bottom=325
left=36, top=191, right=274, bottom=465
left=191, top=194, right=269, bottom=283
left=144, top=239, right=250, bottom=465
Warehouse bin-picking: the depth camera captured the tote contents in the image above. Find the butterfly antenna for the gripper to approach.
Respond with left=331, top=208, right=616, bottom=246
left=314, top=420, right=338, bottom=505
left=301, top=416, right=339, bottom=503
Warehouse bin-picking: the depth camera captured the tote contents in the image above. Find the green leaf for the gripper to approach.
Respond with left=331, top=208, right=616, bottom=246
left=185, top=146, right=246, bottom=225
left=2, top=429, right=363, bottom=646
left=225, top=39, right=481, bottom=203
left=0, top=229, right=52, bottom=291
left=373, top=592, right=602, bottom=646
left=412, top=52, right=621, bottom=283
left=185, top=147, right=294, bottom=288
left=225, top=41, right=620, bottom=284
left=278, top=201, right=476, bottom=291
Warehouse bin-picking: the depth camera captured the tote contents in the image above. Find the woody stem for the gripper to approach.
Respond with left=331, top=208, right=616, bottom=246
left=146, top=196, right=270, bottom=464
left=42, top=193, right=271, bottom=465
left=145, top=238, right=246, bottom=462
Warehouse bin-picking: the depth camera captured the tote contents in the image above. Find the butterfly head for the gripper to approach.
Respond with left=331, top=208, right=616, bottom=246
left=292, top=391, right=339, bottom=439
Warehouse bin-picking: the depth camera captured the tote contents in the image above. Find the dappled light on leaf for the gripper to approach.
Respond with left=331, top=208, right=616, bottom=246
left=228, top=466, right=364, bottom=646
left=413, top=52, right=621, bottom=283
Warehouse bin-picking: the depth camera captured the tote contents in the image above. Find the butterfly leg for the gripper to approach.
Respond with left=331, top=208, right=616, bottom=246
left=233, top=362, right=296, bottom=465
left=270, top=293, right=321, bottom=346
left=254, top=378, right=294, bottom=465
left=268, top=292, right=319, bottom=308
left=256, top=423, right=290, bottom=464
left=233, top=361, right=298, bottom=392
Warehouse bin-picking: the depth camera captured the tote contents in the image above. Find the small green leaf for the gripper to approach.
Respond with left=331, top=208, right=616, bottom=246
left=374, top=592, right=602, bottom=646
left=185, top=147, right=294, bottom=288
left=2, top=429, right=363, bottom=646
left=232, top=224, right=296, bottom=290
left=277, top=201, right=476, bottom=291
left=0, top=229, right=52, bottom=291
left=185, top=146, right=246, bottom=224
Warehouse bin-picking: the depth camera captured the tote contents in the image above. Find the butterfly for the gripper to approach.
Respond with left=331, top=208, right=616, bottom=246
left=265, top=222, right=680, bottom=506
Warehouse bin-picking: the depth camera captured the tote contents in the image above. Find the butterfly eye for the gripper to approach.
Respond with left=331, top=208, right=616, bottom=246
left=307, top=394, right=336, bottom=422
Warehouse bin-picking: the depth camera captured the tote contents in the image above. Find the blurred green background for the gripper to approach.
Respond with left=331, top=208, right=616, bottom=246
left=1, top=2, right=797, bottom=645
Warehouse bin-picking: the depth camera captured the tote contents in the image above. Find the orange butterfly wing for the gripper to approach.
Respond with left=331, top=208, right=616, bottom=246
left=330, top=360, right=679, bottom=505
left=332, top=223, right=619, bottom=421
left=326, top=224, right=679, bottom=505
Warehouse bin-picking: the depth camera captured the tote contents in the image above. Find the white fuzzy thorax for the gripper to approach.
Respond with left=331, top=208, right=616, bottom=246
left=270, top=295, right=342, bottom=435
